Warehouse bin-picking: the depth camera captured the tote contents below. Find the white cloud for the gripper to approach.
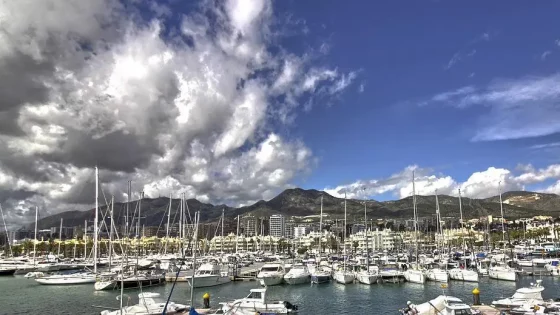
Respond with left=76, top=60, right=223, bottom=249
left=543, top=180, right=560, bottom=194
left=445, top=52, right=462, bottom=70
left=358, top=83, right=365, bottom=93
left=422, top=73, right=560, bottom=141
left=529, top=142, right=560, bottom=150
left=0, top=0, right=357, bottom=225
left=326, top=164, right=560, bottom=200
left=541, top=50, right=552, bottom=60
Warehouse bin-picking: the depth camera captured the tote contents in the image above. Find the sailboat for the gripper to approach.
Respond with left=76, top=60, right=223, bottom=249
left=311, top=195, right=332, bottom=284
left=95, top=189, right=165, bottom=291
left=36, top=167, right=101, bottom=285
left=404, top=171, right=426, bottom=284
left=333, top=194, right=355, bottom=284
left=448, top=189, right=479, bottom=282
left=488, top=181, right=517, bottom=282
left=424, top=190, right=449, bottom=283
left=356, top=197, right=378, bottom=285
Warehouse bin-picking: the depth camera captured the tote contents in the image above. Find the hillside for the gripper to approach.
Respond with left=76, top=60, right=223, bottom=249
left=32, top=189, right=560, bottom=230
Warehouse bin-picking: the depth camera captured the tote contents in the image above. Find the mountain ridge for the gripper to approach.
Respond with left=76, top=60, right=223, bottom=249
left=29, top=189, right=560, bottom=230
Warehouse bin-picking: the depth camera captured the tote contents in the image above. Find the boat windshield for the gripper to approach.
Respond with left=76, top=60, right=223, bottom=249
left=261, top=267, right=280, bottom=272
left=247, top=291, right=263, bottom=299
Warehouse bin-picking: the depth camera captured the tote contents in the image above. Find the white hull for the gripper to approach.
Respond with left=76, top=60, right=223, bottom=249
left=35, top=275, right=96, bottom=285
left=258, top=275, right=284, bottom=286
left=310, top=272, right=331, bottom=284
left=222, top=303, right=291, bottom=315
left=448, top=269, right=479, bottom=282
left=333, top=271, right=355, bottom=284
left=284, top=275, right=310, bottom=285
left=356, top=272, right=378, bottom=285
left=489, top=268, right=516, bottom=281
left=404, top=269, right=426, bottom=284
left=545, top=264, right=560, bottom=276
left=426, top=269, right=448, bottom=283
left=188, top=275, right=231, bottom=288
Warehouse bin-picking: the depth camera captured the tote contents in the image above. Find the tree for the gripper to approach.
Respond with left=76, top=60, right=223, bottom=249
left=296, top=246, right=307, bottom=255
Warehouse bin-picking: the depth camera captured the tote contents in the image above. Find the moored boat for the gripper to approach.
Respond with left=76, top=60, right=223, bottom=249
left=257, top=263, right=286, bottom=287
left=35, top=270, right=96, bottom=285
left=284, top=264, right=310, bottom=285
left=221, top=288, right=298, bottom=315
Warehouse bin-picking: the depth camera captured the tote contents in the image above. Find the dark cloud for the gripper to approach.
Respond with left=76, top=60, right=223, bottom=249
left=44, top=129, right=161, bottom=173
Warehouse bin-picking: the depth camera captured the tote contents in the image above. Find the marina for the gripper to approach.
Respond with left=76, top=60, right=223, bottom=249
left=3, top=270, right=560, bottom=314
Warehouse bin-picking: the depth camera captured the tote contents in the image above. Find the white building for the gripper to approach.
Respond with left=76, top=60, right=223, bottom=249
left=242, top=215, right=257, bottom=237
left=270, top=215, right=285, bottom=237
left=294, top=226, right=308, bottom=238
left=344, top=229, right=402, bottom=252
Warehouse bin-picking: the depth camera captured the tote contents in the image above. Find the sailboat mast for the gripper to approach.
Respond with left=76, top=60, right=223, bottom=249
left=84, top=220, right=87, bottom=260
left=343, top=193, right=347, bottom=269
left=57, top=218, right=63, bottom=257
left=0, top=204, right=13, bottom=257
left=33, top=207, right=38, bottom=264
left=364, top=195, right=368, bottom=267
left=458, top=189, right=466, bottom=251
left=109, top=196, right=114, bottom=268
left=93, top=166, right=99, bottom=274
left=319, top=195, right=323, bottom=253
left=165, top=193, right=172, bottom=254
left=498, top=181, right=505, bottom=243
left=435, top=189, right=441, bottom=255
left=221, top=209, right=224, bottom=254
left=189, top=211, right=200, bottom=306
left=412, top=171, right=419, bottom=266
left=179, top=194, right=183, bottom=240
left=236, top=215, right=240, bottom=254
left=126, top=180, right=131, bottom=237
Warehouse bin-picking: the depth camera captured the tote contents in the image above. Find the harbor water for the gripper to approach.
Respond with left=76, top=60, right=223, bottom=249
left=2, top=275, right=560, bottom=314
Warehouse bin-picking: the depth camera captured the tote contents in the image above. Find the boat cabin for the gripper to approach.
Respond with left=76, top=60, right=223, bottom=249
left=445, top=296, right=475, bottom=315
left=245, top=288, right=268, bottom=303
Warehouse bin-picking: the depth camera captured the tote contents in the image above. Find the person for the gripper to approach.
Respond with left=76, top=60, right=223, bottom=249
left=403, top=301, right=418, bottom=315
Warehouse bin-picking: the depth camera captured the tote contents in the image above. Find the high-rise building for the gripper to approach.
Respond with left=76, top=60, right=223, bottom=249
left=294, top=226, right=308, bottom=238
left=284, top=221, right=294, bottom=239
left=242, top=215, right=257, bottom=236
left=269, top=215, right=285, bottom=237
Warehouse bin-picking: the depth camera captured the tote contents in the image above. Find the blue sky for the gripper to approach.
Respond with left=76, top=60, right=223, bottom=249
left=3, top=0, right=560, bottom=224
left=264, top=1, right=560, bottom=199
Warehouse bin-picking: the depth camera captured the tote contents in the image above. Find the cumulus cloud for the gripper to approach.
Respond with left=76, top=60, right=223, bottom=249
left=325, top=164, right=560, bottom=200
left=421, top=73, right=560, bottom=141
left=0, top=0, right=357, bottom=227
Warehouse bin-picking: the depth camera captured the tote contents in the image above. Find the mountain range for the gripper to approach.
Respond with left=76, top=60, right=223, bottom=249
left=31, top=189, right=560, bottom=230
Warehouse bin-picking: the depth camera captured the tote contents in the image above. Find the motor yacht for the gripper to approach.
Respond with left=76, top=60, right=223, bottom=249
left=187, top=263, right=230, bottom=288
left=402, top=295, right=478, bottom=315
left=100, top=292, right=188, bottom=315
left=283, top=264, right=310, bottom=285
left=221, top=288, right=298, bottom=315
left=492, top=280, right=545, bottom=309
left=256, top=263, right=286, bottom=286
